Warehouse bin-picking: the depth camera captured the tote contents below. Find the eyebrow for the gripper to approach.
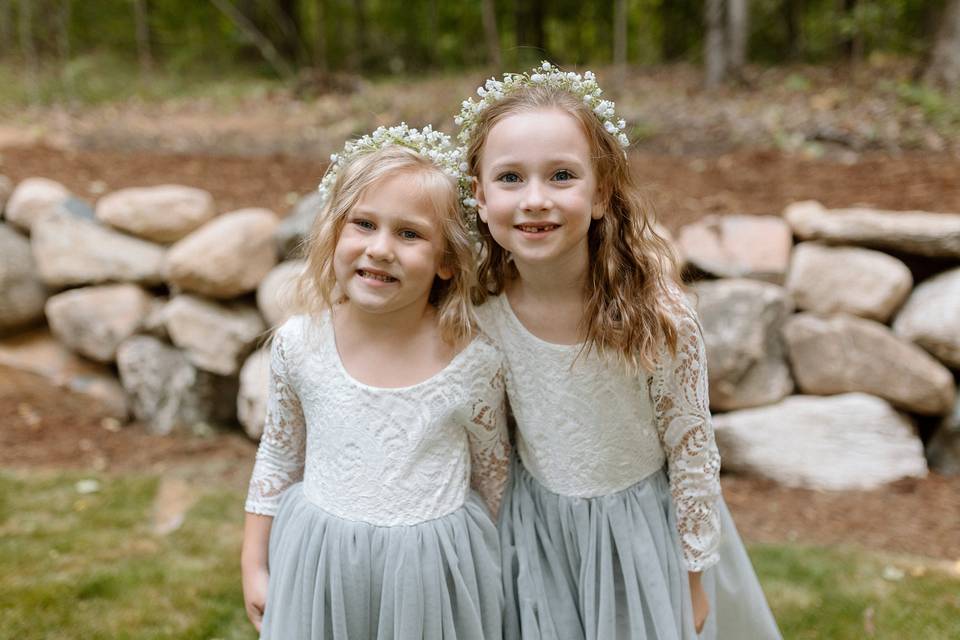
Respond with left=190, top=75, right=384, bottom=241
left=488, top=155, right=588, bottom=171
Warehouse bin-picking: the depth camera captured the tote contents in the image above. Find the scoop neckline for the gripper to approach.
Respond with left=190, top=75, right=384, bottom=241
left=326, top=312, right=482, bottom=392
left=498, top=292, right=583, bottom=350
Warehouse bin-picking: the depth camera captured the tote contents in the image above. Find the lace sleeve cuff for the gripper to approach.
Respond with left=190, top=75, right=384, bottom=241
left=465, top=355, right=511, bottom=518
left=245, top=326, right=307, bottom=516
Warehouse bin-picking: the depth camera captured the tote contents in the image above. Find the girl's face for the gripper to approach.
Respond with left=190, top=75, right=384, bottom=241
left=333, top=172, right=452, bottom=317
left=475, top=108, right=601, bottom=272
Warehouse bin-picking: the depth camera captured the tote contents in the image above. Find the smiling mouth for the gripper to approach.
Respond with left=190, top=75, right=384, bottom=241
left=516, top=223, right=560, bottom=233
left=357, top=269, right=398, bottom=283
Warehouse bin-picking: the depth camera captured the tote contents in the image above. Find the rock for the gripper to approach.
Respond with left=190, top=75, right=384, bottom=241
left=238, top=348, right=270, bottom=439
left=44, top=284, right=152, bottom=362
left=165, top=208, right=279, bottom=298
left=0, top=327, right=128, bottom=419
left=783, top=313, right=956, bottom=415
left=0, top=175, right=13, bottom=217
left=784, top=200, right=960, bottom=259
left=691, top=279, right=794, bottom=410
left=927, top=397, right=960, bottom=475
left=678, top=215, right=793, bottom=283
left=141, top=297, right=169, bottom=340
left=0, top=224, right=48, bottom=334
left=785, top=242, right=913, bottom=322
left=5, top=177, right=71, bottom=232
left=58, top=196, right=97, bottom=221
left=162, top=294, right=265, bottom=376
left=96, top=185, right=215, bottom=243
left=893, top=267, right=960, bottom=368
left=31, top=212, right=166, bottom=288
left=116, top=335, right=238, bottom=435
left=714, top=393, right=927, bottom=490
left=257, top=260, right=305, bottom=327
left=276, top=190, right=324, bottom=260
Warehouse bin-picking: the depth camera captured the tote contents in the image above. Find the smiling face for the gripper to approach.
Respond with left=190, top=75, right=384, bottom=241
left=333, top=170, right=453, bottom=317
left=474, top=108, right=601, bottom=274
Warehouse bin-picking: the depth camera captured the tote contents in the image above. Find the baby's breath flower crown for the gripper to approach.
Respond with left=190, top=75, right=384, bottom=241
left=317, top=122, right=472, bottom=221
left=455, top=61, right=630, bottom=152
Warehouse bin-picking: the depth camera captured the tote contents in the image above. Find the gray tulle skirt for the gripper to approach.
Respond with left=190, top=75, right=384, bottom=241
left=500, top=459, right=781, bottom=640
left=261, top=483, right=503, bottom=640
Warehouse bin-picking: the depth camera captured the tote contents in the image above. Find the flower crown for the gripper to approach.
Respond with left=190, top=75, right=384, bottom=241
left=318, top=123, right=472, bottom=219
left=455, top=61, right=630, bottom=150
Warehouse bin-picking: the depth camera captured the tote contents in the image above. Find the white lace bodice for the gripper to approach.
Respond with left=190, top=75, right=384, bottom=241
left=476, top=293, right=722, bottom=571
left=245, top=313, right=511, bottom=526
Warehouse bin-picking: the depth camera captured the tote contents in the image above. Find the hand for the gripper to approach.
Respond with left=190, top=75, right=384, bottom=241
left=242, top=563, right=269, bottom=631
left=688, top=571, right=710, bottom=634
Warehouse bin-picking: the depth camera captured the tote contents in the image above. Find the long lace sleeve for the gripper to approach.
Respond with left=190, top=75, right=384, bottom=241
left=244, top=326, right=307, bottom=516
left=464, top=353, right=511, bottom=518
left=650, top=298, right=722, bottom=572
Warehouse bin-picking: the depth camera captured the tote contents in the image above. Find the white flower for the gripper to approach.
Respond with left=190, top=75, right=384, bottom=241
left=541, top=61, right=551, bottom=70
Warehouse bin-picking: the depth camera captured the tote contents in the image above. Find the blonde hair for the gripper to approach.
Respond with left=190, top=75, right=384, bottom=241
left=467, top=85, right=684, bottom=371
left=298, top=145, right=476, bottom=344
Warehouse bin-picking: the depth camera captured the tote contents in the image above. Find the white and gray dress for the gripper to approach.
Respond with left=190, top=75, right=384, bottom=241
left=245, top=313, right=511, bottom=640
left=476, top=293, right=781, bottom=640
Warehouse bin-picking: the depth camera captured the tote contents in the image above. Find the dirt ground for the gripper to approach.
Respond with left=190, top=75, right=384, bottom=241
left=2, top=362, right=958, bottom=562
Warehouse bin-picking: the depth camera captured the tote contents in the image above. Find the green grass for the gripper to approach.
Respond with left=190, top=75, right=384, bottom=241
left=1, top=470, right=957, bottom=639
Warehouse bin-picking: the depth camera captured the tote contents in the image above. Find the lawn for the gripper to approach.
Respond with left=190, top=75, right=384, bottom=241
left=1, top=470, right=957, bottom=639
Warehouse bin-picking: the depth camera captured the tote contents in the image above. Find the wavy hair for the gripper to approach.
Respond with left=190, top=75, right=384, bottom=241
left=466, top=85, right=684, bottom=371
left=297, top=145, right=476, bottom=344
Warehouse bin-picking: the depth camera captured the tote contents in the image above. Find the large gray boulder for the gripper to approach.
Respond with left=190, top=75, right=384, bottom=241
left=678, top=215, right=793, bottom=283
left=257, top=260, right=305, bottom=328
left=31, top=212, right=166, bottom=287
left=893, top=267, right=960, bottom=369
left=275, top=190, right=324, bottom=260
left=116, top=335, right=238, bottom=435
left=714, top=393, right=928, bottom=490
left=162, top=294, right=265, bottom=376
left=5, top=177, right=71, bottom=233
left=44, top=284, right=152, bottom=362
left=783, top=312, right=956, bottom=415
left=96, top=185, right=215, bottom=243
left=0, top=224, right=48, bottom=334
left=164, top=208, right=279, bottom=299
left=785, top=242, right=912, bottom=322
left=238, top=347, right=270, bottom=440
left=691, top=279, right=794, bottom=411
left=784, top=200, right=960, bottom=259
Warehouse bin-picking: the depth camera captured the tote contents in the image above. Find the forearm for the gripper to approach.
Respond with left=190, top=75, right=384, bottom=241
left=241, top=512, right=274, bottom=571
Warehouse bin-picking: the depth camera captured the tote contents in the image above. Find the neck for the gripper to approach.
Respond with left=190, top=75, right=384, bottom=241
left=334, top=299, right=434, bottom=343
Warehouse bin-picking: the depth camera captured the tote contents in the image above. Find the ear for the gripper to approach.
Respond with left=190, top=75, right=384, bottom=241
left=472, top=176, right=488, bottom=223
left=591, top=201, right=604, bottom=220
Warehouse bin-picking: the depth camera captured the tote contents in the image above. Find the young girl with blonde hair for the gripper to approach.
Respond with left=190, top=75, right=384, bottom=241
left=241, top=125, right=510, bottom=639
left=457, top=64, right=781, bottom=640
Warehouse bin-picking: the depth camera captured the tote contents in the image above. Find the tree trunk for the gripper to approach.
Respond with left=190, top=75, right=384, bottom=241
left=924, top=0, right=960, bottom=89
left=19, top=0, right=39, bottom=103
left=515, top=0, right=546, bottom=59
left=133, top=0, right=153, bottom=73
left=705, top=0, right=726, bottom=87
left=481, top=0, right=500, bottom=68
left=837, top=0, right=861, bottom=61
left=726, top=0, right=747, bottom=78
left=312, top=0, right=327, bottom=71
left=349, top=0, right=366, bottom=71
left=783, top=0, right=803, bottom=59
left=613, top=0, right=627, bottom=76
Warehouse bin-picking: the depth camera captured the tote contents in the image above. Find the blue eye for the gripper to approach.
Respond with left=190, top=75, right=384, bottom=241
left=399, top=229, right=421, bottom=240
left=353, top=219, right=375, bottom=230
left=553, top=170, right=573, bottom=181
left=497, top=172, right=521, bottom=183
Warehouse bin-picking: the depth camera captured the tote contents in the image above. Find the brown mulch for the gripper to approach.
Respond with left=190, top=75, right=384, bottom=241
left=2, top=145, right=960, bottom=233
left=2, top=362, right=958, bottom=561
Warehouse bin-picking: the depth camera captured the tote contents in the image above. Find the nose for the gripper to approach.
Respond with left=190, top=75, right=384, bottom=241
left=365, top=230, right=395, bottom=262
left=521, top=179, right=552, bottom=213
